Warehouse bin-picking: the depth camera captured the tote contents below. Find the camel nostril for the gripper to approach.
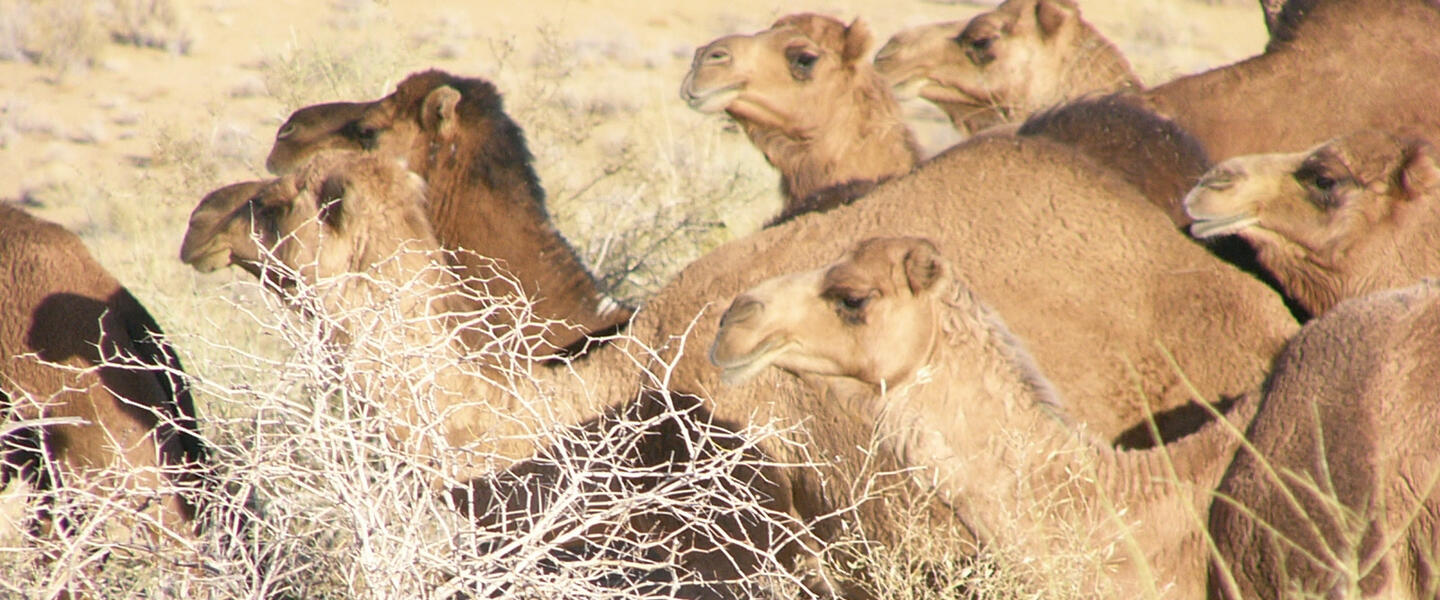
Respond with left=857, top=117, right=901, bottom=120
left=704, top=48, right=731, bottom=64
left=720, top=296, right=763, bottom=328
left=1199, top=170, right=1240, bottom=192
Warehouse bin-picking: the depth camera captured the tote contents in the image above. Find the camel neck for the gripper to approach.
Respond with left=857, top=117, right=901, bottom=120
left=741, top=76, right=918, bottom=213
left=419, top=148, right=632, bottom=357
left=848, top=289, right=1252, bottom=597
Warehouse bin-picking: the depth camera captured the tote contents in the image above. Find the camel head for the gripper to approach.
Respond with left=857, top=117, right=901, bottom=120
left=182, top=150, right=439, bottom=298
left=265, top=71, right=493, bottom=177
left=265, top=101, right=370, bottom=174
left=681, top=14, right=876, bottom=140
left=873, top=0, right=1135, bottom=134
left=710, top=237, right=949, bottom=388
left=1185, top=129, right=1440, bottom=315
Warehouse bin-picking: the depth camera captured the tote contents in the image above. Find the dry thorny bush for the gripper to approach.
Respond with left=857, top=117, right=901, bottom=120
left=0, top=247, right=818, bottom=599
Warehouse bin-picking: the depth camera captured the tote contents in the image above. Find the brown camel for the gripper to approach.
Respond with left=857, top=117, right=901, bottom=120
left=1, top=203, right=210, bottom=570
left=264, top=70, right=632, bottom=358
left=1184, top=130, right=1440, bottom=316
left=873, top=0, right=1139, bottom=136
left=710, top=236, right=1256, bottom=598
left=681, top=14, right=920, bottom=223
left=1142, top=0, right=1440, bottom=166
left=1207, top=281, right=1440, bottom=599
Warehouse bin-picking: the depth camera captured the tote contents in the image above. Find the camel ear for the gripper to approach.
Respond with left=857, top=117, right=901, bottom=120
left=841, top=17, right=873, bottom=66
left=316, top=173, right=348, bottom=230
left=902, top=239, right=945, bottom=295
left=421, top=86, right=462, bottom=139
left=1399, top=141, right=1440, bottom=201
left=1035, top=0, right=1076, bottom=37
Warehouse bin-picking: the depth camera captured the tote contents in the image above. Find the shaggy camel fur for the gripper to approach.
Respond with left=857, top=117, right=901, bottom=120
left=1207, top=281, right=1440, bottom=599
left=873, top=0, right=1139, bottom=135
left=711, top=237, right=1257, bottom=598
left=264, top=70, right=631, bottom=358
left=1185, top=130, right=1440, bottom=316
left=681, top=14, right=919, bottom=223
left=1, top=203, right=208, bottom=544
left=1143, top=0, right=1440, bottom=166
left=1018, top=95, right=1211, bottom=227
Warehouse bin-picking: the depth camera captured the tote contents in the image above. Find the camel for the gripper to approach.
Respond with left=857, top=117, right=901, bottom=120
left=182, top=151, right=577, bottom=460
left=641, top=103, right=1297, bottom=447
left=264, top=70, right=632, bottom=358
left=710, top=236, right=1257, bottom=598
left=1142, top=0, right=1440, bottom=167
left=1184, top=130, right=1440, bottom=316
left=680, top=14, right=919, bottom=223
left=1, top=203, right=211, bottom=576
left=873, top=0, right=1140, bottom=136
left=1207, top=280, right=1440, bottom=599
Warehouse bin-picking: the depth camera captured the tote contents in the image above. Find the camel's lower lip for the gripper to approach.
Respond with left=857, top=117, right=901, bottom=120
left=684, top=83, right=743, bottom=113
left=1189, top=215, right=1259, bottom=239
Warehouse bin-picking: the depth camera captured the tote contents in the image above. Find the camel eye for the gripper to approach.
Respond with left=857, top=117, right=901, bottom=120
left=961, top=34, right=998, bottom=66
left=837, top=293, right=870, bottom=312
left=785, top=46, right=820, bottom=79
left=1313, top=175, right=1336, bottom=191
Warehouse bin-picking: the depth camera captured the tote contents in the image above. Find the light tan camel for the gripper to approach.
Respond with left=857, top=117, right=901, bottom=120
left=1207, top=280, right=1440, bottom=599
left=711, top=236, right=1256, bottom=598
left=1, top=203, right=213, bottom=581
left=264, top=70, right=632, bottom=358
left=874, top=0, right=1139, bottom=136
left=1184, top=130, right=1440, bottom=316
left=681, top=14, right=919, bottom=224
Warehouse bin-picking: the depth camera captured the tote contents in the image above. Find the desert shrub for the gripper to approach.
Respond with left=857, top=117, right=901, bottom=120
left=0, top=245, right=810, bottom=599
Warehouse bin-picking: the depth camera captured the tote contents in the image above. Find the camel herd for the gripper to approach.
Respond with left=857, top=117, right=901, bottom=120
left=4, top=0, right=1440, bottom=597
